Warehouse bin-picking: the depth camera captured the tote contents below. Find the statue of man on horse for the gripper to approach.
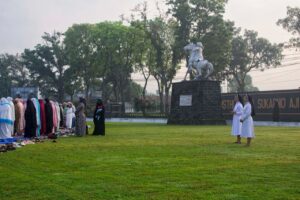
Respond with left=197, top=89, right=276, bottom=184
left=183, top=42, right=214, bottom=80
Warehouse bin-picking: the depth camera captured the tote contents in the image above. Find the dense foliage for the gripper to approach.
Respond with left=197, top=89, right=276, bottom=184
left=0, top=0, right=290, bottom=113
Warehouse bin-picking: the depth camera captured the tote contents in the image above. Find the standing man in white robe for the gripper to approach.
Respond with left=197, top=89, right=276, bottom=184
left=6, top=97, right=15, bottom=136
left=232, top=95, right=243, bottom=144
left=0, top=98, right=13, bottom=139
left=240, top=95, right=255, bottom=147
left=65, top=103, right=73, bottom=130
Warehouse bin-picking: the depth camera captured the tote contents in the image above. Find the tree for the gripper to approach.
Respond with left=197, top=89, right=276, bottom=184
left=130, top=3, right=177, bottom=114
left=0, top=54, right=30, bottom=97
left=226, top=30, right=283, bottom=92
left=64, top=67, right=84, bottom=101
left=124, top=81, right=143, bottom=102
left=130, top=3, right=153, bottom=109
left=132, top=3, right=183, bottom=114
left=277, top=6, right=300, bottom=48
left=146, top=16, right=180, bottom=113
left=0, top=54, right=13, bottom=96
left=167, top=0, right=234, bottom=80
left=22, top=32, right=70, bottom=102
left=166, top=0, right=192, bottom=67
left=228, top=75, right=259, bottom=92
left=91, top=22, right=143, bottom=112
left=64, top=24, right=100, bottom=102
left=10, top=54, right=31, bottom=88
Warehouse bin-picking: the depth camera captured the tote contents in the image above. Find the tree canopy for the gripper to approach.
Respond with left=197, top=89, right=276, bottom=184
left=167, top=0, right=234, bottom=79
left=22, top=32, right=70, bottom=102
left=277, top=6, right=300, bottom=48
left=226, top=30, right=283, bottom=92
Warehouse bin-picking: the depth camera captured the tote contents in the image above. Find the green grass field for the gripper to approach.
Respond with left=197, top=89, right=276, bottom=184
left=0, top=123, right=299, bottom=200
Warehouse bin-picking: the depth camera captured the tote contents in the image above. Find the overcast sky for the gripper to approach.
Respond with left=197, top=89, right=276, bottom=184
left=0, top=0, right=299, bottom=92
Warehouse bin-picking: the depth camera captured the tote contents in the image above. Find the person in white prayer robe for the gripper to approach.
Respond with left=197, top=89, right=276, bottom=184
left=231, top=95, right=243, bottom=144
left=6, top=97, right=15, bottom=136
left=0, top=98, right=13, bottom=139
left=240, top=95, right=255, bottom=147
left=65, top=103, right=73, bottom=129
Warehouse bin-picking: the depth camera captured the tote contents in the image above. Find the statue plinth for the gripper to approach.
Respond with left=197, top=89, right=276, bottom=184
left=168, top=80, right=225, bottom=125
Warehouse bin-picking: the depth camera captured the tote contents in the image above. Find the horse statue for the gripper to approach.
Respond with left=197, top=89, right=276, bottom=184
left=183, top=42, right=214, bottom=81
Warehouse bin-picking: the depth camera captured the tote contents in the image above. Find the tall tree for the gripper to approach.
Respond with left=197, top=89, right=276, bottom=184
left=10, top=54, right=31, bottom=88
left=146, top=16, right=180, bottom=113
left=0, top=54, right=31, bottom=97
left=0, top=54, right=14, bottom=96
left=130, top=3, right=158, bottom=114
left=64, top=67, right=84, bottom=101
left=166, top=0, right=192, bottom=66
left=92, top=22, right=143, bottom=112
left=131, top=3, right=183, bottom=114
left=226, top=30, right=283, bottom=92
left=64, top=24, right=100, bottom=102
left=22, top=32, right=70, bottom=102
left=167, top=0, right=234, bottom=80
left=277, top=6, right=300, bottom=48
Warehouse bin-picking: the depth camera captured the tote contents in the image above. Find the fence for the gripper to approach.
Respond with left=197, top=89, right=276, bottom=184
left=93, top=89, right=300, bottom=122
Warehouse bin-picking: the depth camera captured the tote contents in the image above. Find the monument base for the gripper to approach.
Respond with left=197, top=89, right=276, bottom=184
left=168, top=80, right=225, bottom=125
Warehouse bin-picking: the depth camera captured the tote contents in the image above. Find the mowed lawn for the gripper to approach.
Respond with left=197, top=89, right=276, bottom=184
left=0, top=123, right=299, bottom=200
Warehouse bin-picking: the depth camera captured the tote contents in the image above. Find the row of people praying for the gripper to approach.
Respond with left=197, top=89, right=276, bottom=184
left=0, top=96, right=106, bottom=140
left=0, top=97, right=76, bottom=139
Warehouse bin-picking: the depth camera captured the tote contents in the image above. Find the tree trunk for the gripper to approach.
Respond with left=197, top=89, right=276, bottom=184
left=142, top=75, right=149, bottom=100
left=238, top=81, right=246, bottom=92
left=57, top=78, right=65, bottom=103
left=85, top=83, right=90, bottom=102
left=120, top=84, right=126, bottom=114
left=159, top=91, right=164, bottom=114
left=238, top=75, right=247, bottom=92
left=164, top=85, right=171, bottom=115
left=155, top=77, right=164, bottom=113
left=112, top=85, right=118, bottom=102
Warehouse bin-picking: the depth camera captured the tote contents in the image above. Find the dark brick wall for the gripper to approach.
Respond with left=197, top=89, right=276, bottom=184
left=168, top=80, right=225, bottom=125
left=222, top=90, right=300, bottom=122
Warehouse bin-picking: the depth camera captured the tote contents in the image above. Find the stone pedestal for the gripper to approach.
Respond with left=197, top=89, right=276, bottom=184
left=168, top=80, right=225, bottom=125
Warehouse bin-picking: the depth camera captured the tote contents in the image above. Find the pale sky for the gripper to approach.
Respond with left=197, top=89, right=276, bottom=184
left=0, top=0, right=299, bottom=92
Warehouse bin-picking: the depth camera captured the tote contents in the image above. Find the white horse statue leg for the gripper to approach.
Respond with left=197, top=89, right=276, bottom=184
left=194, top=61, right=202, bottom=80
left=204, top=62, right=214, bottom=79
left=194, top=60, right=214, bottom=80
left=184, top=64, right=193, bottom=81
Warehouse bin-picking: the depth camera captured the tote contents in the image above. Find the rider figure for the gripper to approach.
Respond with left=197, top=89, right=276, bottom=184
left=188, top=42, right=204, bottom=71
left=184, top=41, right=213, bottom=80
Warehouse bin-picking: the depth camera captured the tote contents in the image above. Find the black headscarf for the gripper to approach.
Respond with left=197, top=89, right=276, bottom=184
left=238, top=94, right=244, bottom=106
left=45, top=98, right=53, bottom=134
left=247, top=95, right=256, bottom=116
left=25, top=99, right=37, bottom=127
left=24, top=99, right=37, bottom=138
left=79, top=97, right=86, bottom=107
left=93, top=99, right=105, bottom=135
left=96, top=99, right=103, bottom=108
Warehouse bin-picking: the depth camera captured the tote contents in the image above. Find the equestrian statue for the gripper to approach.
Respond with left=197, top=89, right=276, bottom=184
left=183, top=42, right=214, bottom=81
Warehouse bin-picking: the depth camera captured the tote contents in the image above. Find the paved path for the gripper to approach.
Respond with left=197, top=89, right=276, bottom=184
left=87, top=118, right=300, bottom=127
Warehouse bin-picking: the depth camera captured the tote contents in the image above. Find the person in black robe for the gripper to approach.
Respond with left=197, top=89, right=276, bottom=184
left=45, top=98, right=53, bottom=135
left=24, top=99, right=37, bottom=138
left=93, top=99, right=105, bottom=136
left=59, top=104, right=64, bottom=128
